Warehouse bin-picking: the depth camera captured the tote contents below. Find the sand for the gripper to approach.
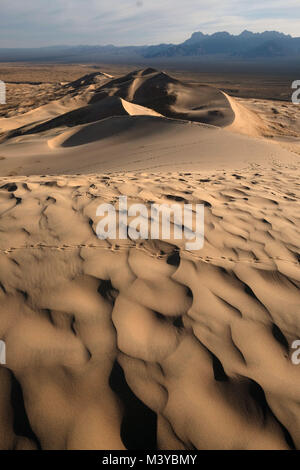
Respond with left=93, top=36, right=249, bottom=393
left=0, top=68, right=299, bottom=450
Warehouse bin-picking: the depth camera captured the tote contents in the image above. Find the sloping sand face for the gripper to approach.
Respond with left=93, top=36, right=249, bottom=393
left=0, top=168, right=299, bottom=450
left=0, top=115, right=297, bottom=176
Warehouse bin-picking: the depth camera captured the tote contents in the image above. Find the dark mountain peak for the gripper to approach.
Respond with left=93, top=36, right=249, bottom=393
left=240, top=30, right=254, bottom=37
left=211, top=31, right=231, bottom=38
left=183, top=31, right=206, bottom=45
left=189, top=31, right=206, bottom=39
left=260, top=30, right=292, bottom=39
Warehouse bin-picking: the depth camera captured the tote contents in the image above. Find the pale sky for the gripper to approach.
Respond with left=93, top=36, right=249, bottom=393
left=0, top=0, right=299, bottom=48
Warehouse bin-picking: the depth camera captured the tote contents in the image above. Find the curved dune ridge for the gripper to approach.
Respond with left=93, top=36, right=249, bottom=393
left=224, top=92, right=269, bottom=137
left=0, top=169, right=300, bottom=450
left=0, top=68, right=298, bottom=176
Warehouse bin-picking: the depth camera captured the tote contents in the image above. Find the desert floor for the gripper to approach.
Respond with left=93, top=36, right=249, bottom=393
left=0, top=64, right=299, bottom=450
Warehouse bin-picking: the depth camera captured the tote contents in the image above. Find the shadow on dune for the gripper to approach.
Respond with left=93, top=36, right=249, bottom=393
left=60, top=115, right=180, bottom=147
left=109, top=361, right=157, bottom=450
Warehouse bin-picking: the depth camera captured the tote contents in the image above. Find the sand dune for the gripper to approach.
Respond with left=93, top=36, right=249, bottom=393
left=94, top=68, right=235, bottom=126
left=0, top=68, right=299, bottom=450
left=0, top=167, right=299, bottom=450
left=0, top=68, right=233, bottom=138
left=0, top=67, right=297, bottom=176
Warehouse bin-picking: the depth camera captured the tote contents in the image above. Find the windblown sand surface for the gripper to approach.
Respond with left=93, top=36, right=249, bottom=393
left=0, top=68, right=299, bottom=450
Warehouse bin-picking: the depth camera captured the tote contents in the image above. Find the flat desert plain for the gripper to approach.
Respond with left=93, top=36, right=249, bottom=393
left=0, top=64, right=299, bottom=450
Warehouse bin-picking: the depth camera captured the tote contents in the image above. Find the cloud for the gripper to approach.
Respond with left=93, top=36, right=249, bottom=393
left=0, top=0, right=299, bottom=47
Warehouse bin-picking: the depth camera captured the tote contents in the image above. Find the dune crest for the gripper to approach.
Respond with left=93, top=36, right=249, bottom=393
left=224, top=92, right=268, bottom=137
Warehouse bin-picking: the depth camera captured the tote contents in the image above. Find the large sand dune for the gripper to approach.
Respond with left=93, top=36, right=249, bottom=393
left=0, top=68, right=298, bottom=177
left=95, top=68, right=235, bottom=126
left=0, top=68, right=299, bottom=450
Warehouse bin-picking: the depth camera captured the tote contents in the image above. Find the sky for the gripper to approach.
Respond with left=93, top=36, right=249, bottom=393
left=0, top=0, right=299, bottom=48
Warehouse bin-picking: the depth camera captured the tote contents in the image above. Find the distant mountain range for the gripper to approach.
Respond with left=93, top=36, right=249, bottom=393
left=0, top=31, right=299, bottom=63
left=144, top=31, right=300, bottom=59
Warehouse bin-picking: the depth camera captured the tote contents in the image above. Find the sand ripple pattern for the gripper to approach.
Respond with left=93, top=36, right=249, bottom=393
left=0, top=168, right=299, bottom=450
